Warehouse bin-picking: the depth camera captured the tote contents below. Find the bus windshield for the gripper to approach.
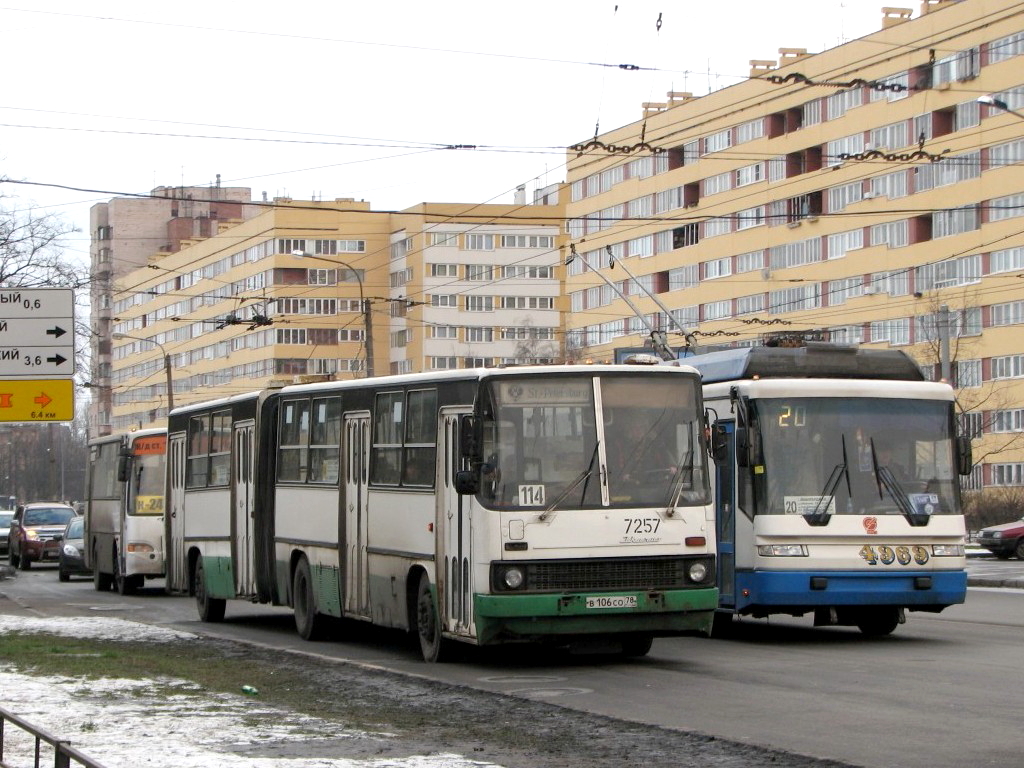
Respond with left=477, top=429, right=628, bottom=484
left=751, top=397, right=960, bottom=518
left=479, top=373, right=709, bottom=510
left=131, top=444, right=167, bottom=516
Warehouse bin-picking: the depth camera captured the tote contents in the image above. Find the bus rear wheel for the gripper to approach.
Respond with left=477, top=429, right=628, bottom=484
left=114, top=550, right=141, bottom=595
left=293, top=557, right=325, bottom=641
left=93, top=547, right=113, bottom=591
left=416, top=572, right=448, bottom=663
left=857, top=607, right=900, bottom=637
left=194, top=558, right=225, bottom=622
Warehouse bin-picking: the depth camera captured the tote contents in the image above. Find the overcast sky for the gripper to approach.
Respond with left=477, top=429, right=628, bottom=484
left=1, top=1, right=891, bottom=266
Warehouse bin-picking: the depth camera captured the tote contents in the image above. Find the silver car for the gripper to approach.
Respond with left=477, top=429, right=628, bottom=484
left=0, top=510, right=13, bottom=556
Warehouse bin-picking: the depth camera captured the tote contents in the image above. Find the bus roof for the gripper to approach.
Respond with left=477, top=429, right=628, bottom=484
left=684, top=344, right=925, bottom=383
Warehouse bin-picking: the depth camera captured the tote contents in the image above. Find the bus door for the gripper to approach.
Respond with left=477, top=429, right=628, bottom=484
left=233, top=420, right=256, bottom=596
left=343, top=411, right=370, bottom=617
left=714, top=420, right=737, bottom=610
left=438, top=408, right=474, bottom=638
left=166, top=432, right=188, bottom=594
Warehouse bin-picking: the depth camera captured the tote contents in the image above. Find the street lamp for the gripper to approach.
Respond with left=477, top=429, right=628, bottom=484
left=111, top=332, right=174, bottom=412
left=291, top=250, right=374, bottom=377
left=977, top=94, right=1024, bottom=121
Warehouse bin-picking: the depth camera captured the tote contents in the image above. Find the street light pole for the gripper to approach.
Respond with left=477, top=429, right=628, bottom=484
left=292, top=251, right=373, bottom=377
left=977, top=94, right=1024, bottom=121
left=111, top=332, right=175, bottom=412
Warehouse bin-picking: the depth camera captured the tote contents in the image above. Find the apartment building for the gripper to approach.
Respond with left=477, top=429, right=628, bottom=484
left=108, top=199, right=389, bottom=432
left=89, top=182, right=258, bottom=435
left=107, top=192, right=563, bottom=431
left=563, top=0, right=1024, bottom=490
left=386, top=198, right=563, bottom=374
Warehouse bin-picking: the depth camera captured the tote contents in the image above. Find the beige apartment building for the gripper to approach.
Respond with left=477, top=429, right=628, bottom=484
left=106, top=193, right=564, bottom=432
left=563, top=0, right=1024, bottom=490
left=89, top=182, right=259, bottom=435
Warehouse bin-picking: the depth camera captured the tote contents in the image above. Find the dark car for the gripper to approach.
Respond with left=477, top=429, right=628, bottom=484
left=58, top=515, right=90, bottom=581
left=977, top=517, right=1024, bottom=560
left=7, top=502, right=77, bottom=570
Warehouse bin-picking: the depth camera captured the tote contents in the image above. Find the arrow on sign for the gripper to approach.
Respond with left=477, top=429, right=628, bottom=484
left=46, top=354, right=67, bottom=366
left=45, top=326, right=67, bottom=338
left=34, top=392, right=52, bottom=409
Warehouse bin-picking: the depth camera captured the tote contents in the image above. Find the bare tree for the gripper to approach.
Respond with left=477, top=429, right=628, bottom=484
left=0, top=192, right=85, bottom=289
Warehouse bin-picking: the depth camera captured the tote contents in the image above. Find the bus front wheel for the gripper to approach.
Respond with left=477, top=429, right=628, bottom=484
left=293, top=557, right=325, bottom=641
left=857, top=607, right=900, bottom=637
left=194, top=558, right=225, bottom=622
left=415, top=572, right=448, bottom=663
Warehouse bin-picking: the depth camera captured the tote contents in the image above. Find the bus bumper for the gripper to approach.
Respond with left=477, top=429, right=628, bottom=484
left=731, top=569, right=967, bottom=614
left=472, top=588, right=718, bottom=645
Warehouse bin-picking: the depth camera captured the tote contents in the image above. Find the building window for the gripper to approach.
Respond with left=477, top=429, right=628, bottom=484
left=466, top=264, right=494, bottom=281
left=429, top=294, right=457, bottom=307
left=464, top=234, right=494, bottom=250
left=465, top=296, right=494, bottom=312
left=427, top=232, right=459, bottom=247
left=992, top=355, right=1024, bottom=380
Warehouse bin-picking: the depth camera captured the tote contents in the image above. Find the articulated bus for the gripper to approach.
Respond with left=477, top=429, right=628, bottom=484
left=85, top=428, right=168, bottom=594
left=684, top=344, right=972, bottom=636
left=165, top=365, right=717, bottom=661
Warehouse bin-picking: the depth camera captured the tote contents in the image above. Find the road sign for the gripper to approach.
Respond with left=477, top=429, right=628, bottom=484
left=0, top=379, right=74, bottom=422
left=0, top=288, right=75, bottom=378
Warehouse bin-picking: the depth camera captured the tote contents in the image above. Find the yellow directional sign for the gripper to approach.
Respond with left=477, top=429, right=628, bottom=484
left=0, top=379, right=74, bottom=422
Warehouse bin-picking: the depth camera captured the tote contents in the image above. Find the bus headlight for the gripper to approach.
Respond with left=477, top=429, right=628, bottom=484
left=501, top=566, right=525, bottom=590
left=687, top=561, right=708, bottom=582
left=757, top=544, right=809, bottom=557
left=931, top=544, right=965, bottom=556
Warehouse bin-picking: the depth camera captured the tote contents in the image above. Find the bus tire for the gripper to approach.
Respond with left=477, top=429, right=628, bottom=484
left=857, top=607, right=900, bottom=637
left=416, top=572, right=447, bottom=663
left=93, top=547, right=113, bottom=591
left=620, top=634, right=654, bottom=657
left=195, top=558, right=226, bottom=622
left=114, top=550, right=137, bottom=596
left=293, top=557, right=325, bottom=641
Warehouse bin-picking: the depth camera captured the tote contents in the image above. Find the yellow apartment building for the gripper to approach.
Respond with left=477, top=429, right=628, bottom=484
left=107, top=193, right=564, bottom=431
left=564, top=0, right=1024, bottom=492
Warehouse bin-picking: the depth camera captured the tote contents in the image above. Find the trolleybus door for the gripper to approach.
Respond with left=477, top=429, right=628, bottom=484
left=343, top=412, right=371, bottom=617
left=233, top=420, right=256, bottom=596
left=439, top=408, right=474, bottom=637
left=166, top=432, right=188, bottom=594
left=714, top=420, right=737, bottom=609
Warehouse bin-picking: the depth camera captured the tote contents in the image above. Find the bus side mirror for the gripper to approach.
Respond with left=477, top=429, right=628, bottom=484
left=460, top=415, right=481, bottom=463
left=956, top=435, right=973, bottom=476
left=117, top=450, right=131, bottom=483
left=711, top=424, right=729, bottom=463
left=454, top=470, right=479, bottom=495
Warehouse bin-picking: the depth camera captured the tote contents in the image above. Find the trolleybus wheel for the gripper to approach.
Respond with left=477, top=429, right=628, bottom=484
left=620, top=633, right=654, bottom=657
left=93, top=547, right=113, bottom=591
left=416, top=572, right=447, bottom=663
left=194, top=558, right=226, bottom=623
left=856, top=607, right=900, bottom=637
left=293, top=557, right=325, bottom=641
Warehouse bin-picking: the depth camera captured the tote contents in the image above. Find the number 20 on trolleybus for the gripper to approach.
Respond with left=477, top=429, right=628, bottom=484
left=165, top=365, right=717, bottom=661
left=85, top=428, right=167, bottom=595
left=686, top=344, right=972, bottom=636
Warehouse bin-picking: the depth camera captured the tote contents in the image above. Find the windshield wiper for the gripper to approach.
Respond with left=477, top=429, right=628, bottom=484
left=870, top=439, right=929, bottom=526
left=664, top=449, right=695, bottom=520
left=804, top=434, right=852, bottom=526
left=539, top=441, right=600, bottom=522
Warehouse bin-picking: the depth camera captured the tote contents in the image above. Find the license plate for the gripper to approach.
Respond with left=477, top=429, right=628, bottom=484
left=585, top=595, right=637, bottom=609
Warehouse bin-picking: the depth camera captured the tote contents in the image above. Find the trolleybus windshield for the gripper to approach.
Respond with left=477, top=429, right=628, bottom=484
left=478, top=373, right=709, bottom=510
left=750, top=397, right=959, bottom=519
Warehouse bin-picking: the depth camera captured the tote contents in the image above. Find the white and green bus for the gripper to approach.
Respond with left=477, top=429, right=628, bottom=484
left=166, top=365, right=717, bottom=661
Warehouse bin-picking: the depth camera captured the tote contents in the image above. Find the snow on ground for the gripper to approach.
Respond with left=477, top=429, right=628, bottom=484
left=0, top=616, right=502, bottom=768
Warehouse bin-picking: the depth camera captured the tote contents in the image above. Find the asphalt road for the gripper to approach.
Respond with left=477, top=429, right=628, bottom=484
left=2, top=555, right=1023, bottom=768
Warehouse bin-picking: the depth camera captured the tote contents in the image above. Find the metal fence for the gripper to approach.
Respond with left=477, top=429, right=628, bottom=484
left=0, top=706, right=106, bottom=768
